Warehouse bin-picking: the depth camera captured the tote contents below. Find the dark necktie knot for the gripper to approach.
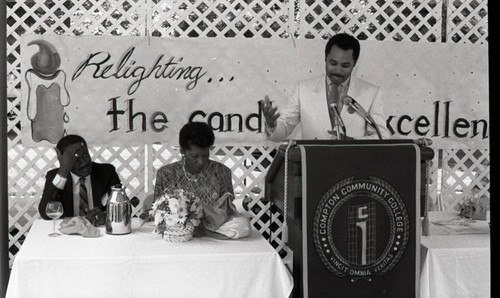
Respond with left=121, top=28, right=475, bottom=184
left=330, top=84, right=340, bottom=103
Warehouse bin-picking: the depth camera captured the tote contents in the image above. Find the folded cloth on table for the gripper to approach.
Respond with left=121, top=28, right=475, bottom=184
left=201, top=192, right=251, bottom=240
left=215, top=216, right=251, bottom=239
left=59, top=216, right=101, bottom=238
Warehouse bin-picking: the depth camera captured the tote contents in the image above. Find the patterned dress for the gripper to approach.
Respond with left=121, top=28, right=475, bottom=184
left=154, top=159, right=234, bottom=207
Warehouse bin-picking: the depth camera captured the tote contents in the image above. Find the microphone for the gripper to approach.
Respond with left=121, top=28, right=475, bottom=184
left=343, top=96, right=376, bottom=127
left=343, top=96, right=382, bottom=139
left=329, top=103, right=346, bottom=139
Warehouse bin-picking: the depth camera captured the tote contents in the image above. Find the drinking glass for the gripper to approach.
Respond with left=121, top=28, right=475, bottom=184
left=46, top=201, right=64, bottom=237
left=463, top=193, right=478, bottom=224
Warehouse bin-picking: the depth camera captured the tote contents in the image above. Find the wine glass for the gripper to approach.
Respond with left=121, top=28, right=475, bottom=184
left=46, top=201, right=64, bottom=237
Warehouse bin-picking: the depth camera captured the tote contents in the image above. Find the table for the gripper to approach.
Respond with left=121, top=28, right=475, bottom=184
left=6, top=219, right=293, bottom=298
left=420, top=211, right=490, bottom=298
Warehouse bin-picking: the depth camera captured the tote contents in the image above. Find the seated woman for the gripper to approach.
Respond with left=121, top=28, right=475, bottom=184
left=153, top=121, right=234, bottom=207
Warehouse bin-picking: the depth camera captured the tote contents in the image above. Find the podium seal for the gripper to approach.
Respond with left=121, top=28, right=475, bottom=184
left=313, top=176, right=410, bottom=278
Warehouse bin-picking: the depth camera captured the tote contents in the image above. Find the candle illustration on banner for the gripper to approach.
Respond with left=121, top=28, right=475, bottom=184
left=25, top=39, right=71, bottom=143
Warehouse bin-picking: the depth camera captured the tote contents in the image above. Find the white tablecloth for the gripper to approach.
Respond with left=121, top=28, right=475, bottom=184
left=7, top=219, right=293, bottom=298
left=420, top=212, right=490, bottom=298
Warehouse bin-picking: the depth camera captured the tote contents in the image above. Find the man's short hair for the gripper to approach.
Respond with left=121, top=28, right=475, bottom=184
left=179, top=122, right=215, bottom=150
left=56, top=134, right=86, bottom=154
left=324, top=33, right=361, bottom=63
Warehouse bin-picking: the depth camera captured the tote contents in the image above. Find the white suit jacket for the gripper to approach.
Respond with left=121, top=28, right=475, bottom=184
left=267, top=75, right=389, bottom=141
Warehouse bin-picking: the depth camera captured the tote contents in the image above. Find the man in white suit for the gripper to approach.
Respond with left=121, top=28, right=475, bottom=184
left=263, top=33, right=389, bottom=141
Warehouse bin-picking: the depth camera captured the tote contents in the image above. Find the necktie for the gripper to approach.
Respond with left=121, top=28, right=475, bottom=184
left=328, top=83, right=341, bottom=130
left=330, top=83, right=344, bottom=112
left=79, top=177, right=88, bottom=215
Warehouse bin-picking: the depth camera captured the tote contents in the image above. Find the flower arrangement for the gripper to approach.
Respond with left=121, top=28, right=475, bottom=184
left=150, top=189, right=203, bottom=242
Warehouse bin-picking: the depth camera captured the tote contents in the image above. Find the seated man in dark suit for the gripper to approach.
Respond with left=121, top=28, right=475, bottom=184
left=38, top=134, right=121, bottom=226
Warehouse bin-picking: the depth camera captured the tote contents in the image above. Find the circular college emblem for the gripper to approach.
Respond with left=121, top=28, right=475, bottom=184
left=313, top=176, right=410, bottom=278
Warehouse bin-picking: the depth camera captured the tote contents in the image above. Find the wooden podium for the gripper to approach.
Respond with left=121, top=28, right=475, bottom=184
left=265, top=139, right=434, bottom=298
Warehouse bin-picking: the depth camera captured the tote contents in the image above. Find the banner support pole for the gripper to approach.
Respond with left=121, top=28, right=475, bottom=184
left=1, top=1, right=11, bottom=296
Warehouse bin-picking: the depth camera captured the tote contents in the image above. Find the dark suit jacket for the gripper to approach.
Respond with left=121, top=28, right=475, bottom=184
left=38, top=162, right=121, bottom=219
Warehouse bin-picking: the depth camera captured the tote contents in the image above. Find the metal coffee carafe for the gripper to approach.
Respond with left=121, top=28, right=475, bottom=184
left=106, top=184, right=132, bottom=235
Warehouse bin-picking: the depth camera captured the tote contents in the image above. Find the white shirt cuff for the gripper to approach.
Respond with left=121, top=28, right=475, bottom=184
left=52, top=174, right=67, bottom=189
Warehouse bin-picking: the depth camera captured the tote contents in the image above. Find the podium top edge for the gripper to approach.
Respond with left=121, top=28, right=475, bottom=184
left=289, top=139, right=424, bottom=146
left=280, top=139, right=435, bottom=161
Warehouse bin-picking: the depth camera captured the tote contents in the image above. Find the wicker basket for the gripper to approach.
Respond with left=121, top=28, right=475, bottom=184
left=163, top=223, right=195, bottom=242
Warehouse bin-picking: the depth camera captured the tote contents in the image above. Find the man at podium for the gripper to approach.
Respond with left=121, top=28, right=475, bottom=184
left=263, top=33, right=389, bottom=141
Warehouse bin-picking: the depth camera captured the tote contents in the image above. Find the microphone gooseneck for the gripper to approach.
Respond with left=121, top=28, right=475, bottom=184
left=329, top=103, right=346, bottom=139
left=343, top=96, right=383, bottom=140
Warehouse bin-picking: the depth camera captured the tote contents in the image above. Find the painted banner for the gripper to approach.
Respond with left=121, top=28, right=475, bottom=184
left=21, top=35, right=489, bottom=149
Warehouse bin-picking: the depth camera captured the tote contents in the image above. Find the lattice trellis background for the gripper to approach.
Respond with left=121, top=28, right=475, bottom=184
left=5, top=0, right=489, bottom=267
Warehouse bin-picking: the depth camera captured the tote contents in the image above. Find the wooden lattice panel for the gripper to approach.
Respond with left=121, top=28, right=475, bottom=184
left=148, top=0, right=293, bottom=38
left=7, top=144, right=55, bottom=264
left=438, top=149, right=490, bottom=211
left=446, top=0, right=488, bottom=44
left=11, top=0, right=148, bottom=36
left=68, top=0, right=146, bottom=36
left=91, top=146, right=147, bottom=215
left=298, top=0, right=443, bottom=41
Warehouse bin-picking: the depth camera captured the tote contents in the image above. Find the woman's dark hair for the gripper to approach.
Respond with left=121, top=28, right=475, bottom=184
left=179, top=122, right=215, bottom=150
left=56, top=134, right=86, bottom=154
left=324, top=33, right=360, bottom=63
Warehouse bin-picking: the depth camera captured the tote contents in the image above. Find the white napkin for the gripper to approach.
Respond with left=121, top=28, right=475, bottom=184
left=59, top=216, right=101, bottom=238
left=215, top=216, right=251, bottom=239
